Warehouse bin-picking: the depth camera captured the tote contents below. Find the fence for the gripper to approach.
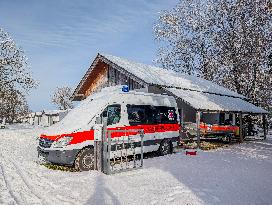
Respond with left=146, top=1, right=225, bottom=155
left=94, top=128, right=144, bottom=175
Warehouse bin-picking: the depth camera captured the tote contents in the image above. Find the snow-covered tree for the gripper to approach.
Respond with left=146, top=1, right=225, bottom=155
left=154, top=0, right=217, bottom=79
left=210, top=0, right=272, bottom=108
left=0, top=28, right=37, bottom=122
left=154, top=0, right=272, bottom=110
left=51, top=86, right=74, bottom=110
left=0, top=28, right=36, bottom=93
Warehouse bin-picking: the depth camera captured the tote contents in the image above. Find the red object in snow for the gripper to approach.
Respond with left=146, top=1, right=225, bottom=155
left=186, top=150, right=197, bottom=156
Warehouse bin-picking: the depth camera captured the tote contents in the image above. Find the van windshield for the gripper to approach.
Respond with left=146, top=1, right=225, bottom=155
left=102, top=104, right=121, bottom=125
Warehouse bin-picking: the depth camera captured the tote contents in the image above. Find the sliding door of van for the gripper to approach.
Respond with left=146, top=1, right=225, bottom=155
left=127, top=105, right=179, bottom=152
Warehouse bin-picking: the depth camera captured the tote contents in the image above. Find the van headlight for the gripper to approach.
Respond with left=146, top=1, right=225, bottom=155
left=52, top=136, right=73, bottom=148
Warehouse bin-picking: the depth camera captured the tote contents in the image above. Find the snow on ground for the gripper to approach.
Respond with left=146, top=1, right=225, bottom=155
left=0, top=125, right=272, bottom=205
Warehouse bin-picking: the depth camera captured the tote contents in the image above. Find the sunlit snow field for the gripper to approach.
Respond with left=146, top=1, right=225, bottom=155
left=0, top=124, right=272, bottom=205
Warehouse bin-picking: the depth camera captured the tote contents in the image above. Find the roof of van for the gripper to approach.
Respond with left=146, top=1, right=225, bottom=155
left=43, top=86, right=175, bottom=135
left=122, top=89, right=174, bottom=99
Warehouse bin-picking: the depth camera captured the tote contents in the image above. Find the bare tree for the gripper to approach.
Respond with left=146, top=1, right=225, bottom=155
left=0, top=28, right=37, bottom=122
left=154, top=0, right=272, bottom=110
left=0, top=89, right=30, bottom=122
left=51, top=86, right=74, bottom=110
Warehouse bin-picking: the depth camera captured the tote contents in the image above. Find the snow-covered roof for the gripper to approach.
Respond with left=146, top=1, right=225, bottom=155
left=43, top=110, right=69, bottom=115
left=100, top=53, right=245, bottom=99
left=35, top=112, right=43, bottom=116
left=29, top=113, right=35, bottom=117
left=72, top=53, right=266, bottom=114
left=166, top=88, right=268, bottom=114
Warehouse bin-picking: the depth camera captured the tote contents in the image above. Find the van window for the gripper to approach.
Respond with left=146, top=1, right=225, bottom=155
left=154, top=106, right=177, bottom=124
left=127, top=105, right=148, bottom=125
left=102, top=104, right=121, bottom=125
left=127, top=105, right=177, bottom=125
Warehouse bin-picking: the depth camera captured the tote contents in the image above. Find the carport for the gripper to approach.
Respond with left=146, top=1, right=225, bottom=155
left=160, top=87, right=269, bottom=148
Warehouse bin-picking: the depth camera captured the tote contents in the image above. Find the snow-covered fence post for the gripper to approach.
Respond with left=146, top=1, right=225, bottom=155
left=239, top=113, right=243, bottom=142
left=102, top=118, right=109, bottom=174
left=94, top=125, right=103, bottom=172
left=196, top=111, right=201, bottom=149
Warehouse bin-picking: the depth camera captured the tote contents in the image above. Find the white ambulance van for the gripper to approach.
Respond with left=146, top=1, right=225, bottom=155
left=38, top=86, right=180, bottom=171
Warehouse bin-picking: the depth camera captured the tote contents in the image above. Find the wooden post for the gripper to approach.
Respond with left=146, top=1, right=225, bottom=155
left=263, top=114, right=267, bottom=140
left=94, top=124, right=104, bottom=172
left=181, top=108, right=184, bottom=131
left=239, top=113, right=243, bottom=142
left=94, top=141, right=102, bottom=171
left=102, top=118, right=108, bottom=174
left=232, top=113, right=236, bottom=125
left=196, top=111, right=201, bottom=149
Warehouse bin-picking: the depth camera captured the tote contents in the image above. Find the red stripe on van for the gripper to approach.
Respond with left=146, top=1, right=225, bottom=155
left=40, top=130, right=95, bottom=145
left=40, top=134, right=60, bottom=141
left=108, top=124, right=180, bottom=138
left=68, top=130, right=95, bottom=145
left=40, top=124, right=180, bottom=146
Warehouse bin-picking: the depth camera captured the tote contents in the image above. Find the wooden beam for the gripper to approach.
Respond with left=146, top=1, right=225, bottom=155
left=181, top=108, right=184, bottom=131
left=263, top=114, right=267, bottom=140
left=196, top=111, right=201, bottom=149
left=239, top=113, right=243, bottom=142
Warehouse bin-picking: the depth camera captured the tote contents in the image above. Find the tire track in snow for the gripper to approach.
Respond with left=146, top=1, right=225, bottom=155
left=0, top=152, right=50, bottom=205
left=9, top=159, right=50, bottom=204
left=0, top=153, right=74, bottom=205
left=0, top=130, right=76, bottom=205
left=0, top=162, right=19, bottom=205
left=23, top=167, right=78, bottom=204
left=24, top=168, right=59, bottom=189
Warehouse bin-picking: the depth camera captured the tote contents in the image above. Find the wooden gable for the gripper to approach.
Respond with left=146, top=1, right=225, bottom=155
left=72, top=54, right=147, bottom=101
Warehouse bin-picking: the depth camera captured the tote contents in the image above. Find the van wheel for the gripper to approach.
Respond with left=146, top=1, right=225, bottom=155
left=75, top=148, right=94, bottom=171
left=158, top=139, right=172, bottom=156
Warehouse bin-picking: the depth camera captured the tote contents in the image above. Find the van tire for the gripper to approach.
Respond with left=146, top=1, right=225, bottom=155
left=158, top=139, right=172, bottom=156
left=74, top=148, right=94, bottom=171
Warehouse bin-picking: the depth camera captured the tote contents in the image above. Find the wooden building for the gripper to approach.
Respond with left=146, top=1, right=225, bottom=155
left=72, top=54, right=146, bottom=101
left=72, top=53, right=268, bottom=140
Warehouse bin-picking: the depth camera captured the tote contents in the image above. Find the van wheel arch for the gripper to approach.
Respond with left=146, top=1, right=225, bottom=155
left=74, top=146, right=95, bottom=171
left=158, top=139, right=173, bottom=156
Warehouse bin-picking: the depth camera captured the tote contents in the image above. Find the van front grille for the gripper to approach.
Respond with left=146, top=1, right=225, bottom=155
left=39, top=138, right=54, bottom=148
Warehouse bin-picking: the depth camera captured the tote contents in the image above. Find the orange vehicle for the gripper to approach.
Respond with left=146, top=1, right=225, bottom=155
left=182, top=122, right=239, bottom=142
left=200, top=123, right=239, bottom=136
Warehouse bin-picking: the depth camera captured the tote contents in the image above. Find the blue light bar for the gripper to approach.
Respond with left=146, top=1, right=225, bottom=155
left=122, top=85, right=129, bottom=92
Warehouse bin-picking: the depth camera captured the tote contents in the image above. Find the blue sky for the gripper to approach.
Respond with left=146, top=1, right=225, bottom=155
left=0, top=0, right=178, bottom=111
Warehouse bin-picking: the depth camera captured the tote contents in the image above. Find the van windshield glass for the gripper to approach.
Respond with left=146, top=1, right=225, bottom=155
left=44, top=93, right=110, bottom=135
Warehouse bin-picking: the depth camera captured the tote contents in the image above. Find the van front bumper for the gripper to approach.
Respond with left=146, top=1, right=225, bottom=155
left=37, top=146, right=80, bottom=166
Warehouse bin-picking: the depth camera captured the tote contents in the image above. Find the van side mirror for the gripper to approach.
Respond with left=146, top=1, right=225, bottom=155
left=95, top=116, right=102, bottom=124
